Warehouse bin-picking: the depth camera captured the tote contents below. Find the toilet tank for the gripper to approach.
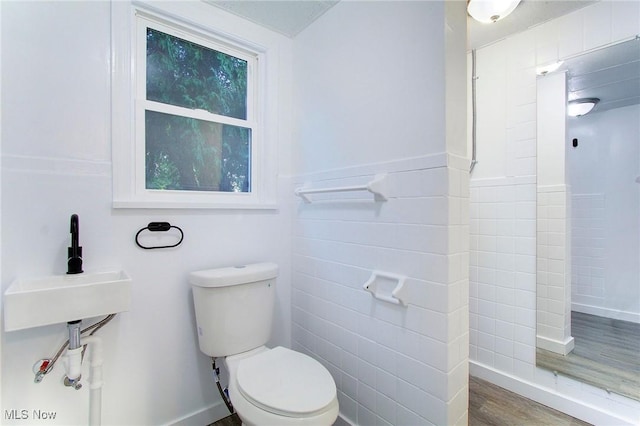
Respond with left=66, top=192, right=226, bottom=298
left=190, top=263, right=278, bottom=357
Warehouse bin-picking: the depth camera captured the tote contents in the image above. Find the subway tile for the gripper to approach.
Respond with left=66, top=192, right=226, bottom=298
left=448, top=334, right=470, bottom=371
left=513, top=156, right=536, bottom=175
left=357, top=381, right=377, bottom=412
left=513, top=324, right=535, bottom=347
left=477, top=329, right=495, bottom=353
left=514, top=138, right=536, bottom=159
left=376, top=368, right=398, bottom=399
left=338, top=392, right=357, bottom=424
left=357, top=313, right=378, bottom=342
left=515, top=184, right=536, bottom=201
left=396, top=224, right=448, bottom=254
left=495, top=336, right=514, bottom=357
left=495, top=270, right=515, bottom=287
left=449, top=197, right=462, bottom=225
left=341, top=349, right=359, bottom=376
left=514, top=341, right=535, bottom=364
left=396, top=404, right=427, bottom=426
left=376, top=392, right=397, bottom=425
left=357, top=403, right=378, bottom=426
left=341, top=372, right=358, bottom=401
left=405, top=305, right=448, bottom=342
left=357, top=359, right=377, bottom=390
left=515, top=219, right=536, bottom=237
left=398, top=379, right=447, bottom=425
left=514, top=306, right=535, bottom=327
left=495, top=319, right=515, bottom=340
left=495, top=219, right=515, bottom=236
left=515, top=237, right=535, bottom=255
left=406, top=279, right=448, bottom=313
left=476, top=347, right=495, bottom=367
left=516, top=201, right=536, bottom=219
left=293, top=163, right=470, bottom=422
left=375, top=344, right=398, bottom=375
left=372, top=318, right=399, bottom=349
left=494, top=353, right=514, bottom=374
left=448, top=168, right=462, bottom=197
left=396, top=328, right=426, bottom=361
left=358, top=336, right=378, bottom=366
left=479, top=218, right=498, bottom=235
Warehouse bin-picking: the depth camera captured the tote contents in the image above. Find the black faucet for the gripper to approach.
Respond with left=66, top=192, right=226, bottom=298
left=67, top=214, right=83, bottom=274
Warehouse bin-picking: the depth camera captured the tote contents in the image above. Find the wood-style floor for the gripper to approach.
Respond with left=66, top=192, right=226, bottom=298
left=537, top=311, right=640, bottom=401
left=469, top=376, right=590, bottom=426
left=210, top=376, right=590, bottom=425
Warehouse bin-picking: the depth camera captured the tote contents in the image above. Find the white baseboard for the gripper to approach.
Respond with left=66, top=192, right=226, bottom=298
left=469, top=361, right=637, bottom=426
left=334, top=413, right=355, bottom=426
left=536, top=335, right=575, bottom=355
left=572, top=303, right=640, bottom=324
left=168, top=401, right=231, bottom=426
left=168, top=403, right=353, bottom=426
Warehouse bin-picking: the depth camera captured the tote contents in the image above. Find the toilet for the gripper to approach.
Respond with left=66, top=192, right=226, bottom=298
left=190, top=262, right=339, bottom=426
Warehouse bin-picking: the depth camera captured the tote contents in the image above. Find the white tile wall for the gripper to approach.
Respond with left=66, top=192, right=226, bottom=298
left=537, top=185, right=572, bottom=354
left=571, top=193, right=606, bottom=305
left=291, top=155, right=469, bottom=426
left=470, top=177, right=536, bottom=374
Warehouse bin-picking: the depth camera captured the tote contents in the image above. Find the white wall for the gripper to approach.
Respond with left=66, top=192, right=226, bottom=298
left=568, top=104, right=640, bottom=321
left=291, top=2, right=469, bottom=425
left=470, top=1, right=640, bottom=424
left=0, top=2, right=293, bottom=425
left=291, top=1, right=446, bottom=176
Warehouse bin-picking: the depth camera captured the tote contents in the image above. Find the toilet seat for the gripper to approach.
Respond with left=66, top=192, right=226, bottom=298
left=236, top=346, right=336, bottom=418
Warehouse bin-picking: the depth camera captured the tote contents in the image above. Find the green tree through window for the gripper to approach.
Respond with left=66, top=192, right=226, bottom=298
left=145, top=28, right=251, bottom=192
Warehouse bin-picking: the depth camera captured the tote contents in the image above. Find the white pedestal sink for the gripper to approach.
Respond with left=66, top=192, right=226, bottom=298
left=3, top=270, right=132, bottom=331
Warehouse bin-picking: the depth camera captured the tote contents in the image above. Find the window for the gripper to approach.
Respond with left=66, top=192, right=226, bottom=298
left=112, top=4, right=276, bottom=209
left=142, top=24, right=253, bottom=193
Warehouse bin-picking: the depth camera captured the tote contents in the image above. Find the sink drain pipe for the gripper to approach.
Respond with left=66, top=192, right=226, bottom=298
left=81, top=335, right=104, bottom=426
left=64, top=321, right=83, bottom=389
left=62, top=330, right=105, bottom=425
left=36, top=315, right=114, bottom=425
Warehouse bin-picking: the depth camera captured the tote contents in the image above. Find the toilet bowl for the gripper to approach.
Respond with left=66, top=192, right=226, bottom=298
left=224, top=346, right=339, bottom=426
left=189, top=263, right=339, bottom=426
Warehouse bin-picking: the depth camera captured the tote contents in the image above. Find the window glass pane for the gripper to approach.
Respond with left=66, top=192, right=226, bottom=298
left=146, top=28, right=248, bottom=120
left=145, top=110, right=251, bottom=192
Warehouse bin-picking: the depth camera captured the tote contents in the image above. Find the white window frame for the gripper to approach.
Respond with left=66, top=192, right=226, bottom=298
left=112, top=2, right=277, bottom=209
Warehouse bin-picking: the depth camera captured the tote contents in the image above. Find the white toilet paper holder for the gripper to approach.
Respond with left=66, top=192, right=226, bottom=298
left=363, top=271, right=408, bottom=306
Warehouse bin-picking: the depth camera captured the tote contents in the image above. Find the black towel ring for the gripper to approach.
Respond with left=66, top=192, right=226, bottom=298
left=135, top=222, right=184, bottom=250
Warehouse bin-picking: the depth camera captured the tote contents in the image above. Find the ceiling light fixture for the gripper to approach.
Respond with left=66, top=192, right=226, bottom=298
left=467, top=0, right=522, bottom=23
left=567, top=98, right=599, bottom=117
left=536, top=61, right=564, bottom=76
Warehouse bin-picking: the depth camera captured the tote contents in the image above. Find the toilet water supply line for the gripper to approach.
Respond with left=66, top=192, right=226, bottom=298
left=212, top=358, right=235, bottom=414
left=34, top=314, right=116, bottom=426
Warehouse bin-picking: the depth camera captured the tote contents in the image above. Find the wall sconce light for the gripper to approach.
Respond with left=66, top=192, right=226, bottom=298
left=467, top=0, right=522, bottom=23
left=567, top=98, right=599, bottom=117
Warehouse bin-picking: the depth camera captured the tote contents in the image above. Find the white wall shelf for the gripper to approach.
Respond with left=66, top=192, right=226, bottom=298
left=294, top=174, right=388, bottom=203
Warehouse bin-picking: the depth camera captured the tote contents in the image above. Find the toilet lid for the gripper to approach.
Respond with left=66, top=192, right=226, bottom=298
left=236, top=346, right=336, bottom=417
